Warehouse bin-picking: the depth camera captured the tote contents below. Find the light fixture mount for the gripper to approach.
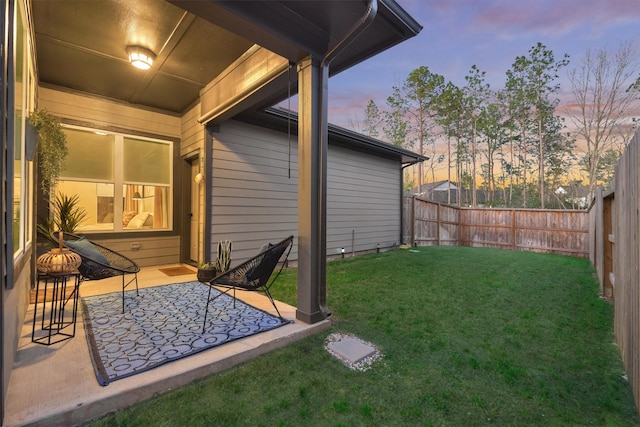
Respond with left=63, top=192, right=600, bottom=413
left=127, top=45, right=155, bottom=70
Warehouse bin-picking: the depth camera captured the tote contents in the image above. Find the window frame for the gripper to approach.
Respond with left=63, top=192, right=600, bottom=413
left=56, top=124, right=174, bottom=233
left=11, top=0, right=35, bottom=262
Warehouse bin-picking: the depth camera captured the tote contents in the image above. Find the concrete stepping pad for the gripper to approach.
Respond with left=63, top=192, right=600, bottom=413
left=324, top=332, right=382, bottom=371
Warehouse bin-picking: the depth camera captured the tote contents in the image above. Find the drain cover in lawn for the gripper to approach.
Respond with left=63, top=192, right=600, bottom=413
left=324, top=332, right=382, bottom=371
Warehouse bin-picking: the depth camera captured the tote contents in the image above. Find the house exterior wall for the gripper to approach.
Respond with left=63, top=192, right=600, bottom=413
left=33, top=88, right=405, bottom=268
left=180, top=104, right=204, bottom=156
left=38, top=88, right=183, bottom=267
left=3, top=0, right=36, bottom=415
left=2, top=264, right=31, bottom=422
left=180, top=104, right=206, bottom=264
left=38, top=88, right=182, bottom=137
left=211, top=120, right=299, bottom=263
left=3, top=0, right=36, bottom=413
left=210, top=120, right=401, bottom=265
left=327, top=144, right=401, bottom=255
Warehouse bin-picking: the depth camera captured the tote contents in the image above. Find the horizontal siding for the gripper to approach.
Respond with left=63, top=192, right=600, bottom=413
left=211, top=120, right=401, bottom=265
left=92, top=236, right=181, bottom=268
left=38, top=87, right=181, bottom=137
left=327, top=145, right=400, bottom=255
left=211, top=121, right=298, bottom=263
left=180, top=103, right=204, bottom=157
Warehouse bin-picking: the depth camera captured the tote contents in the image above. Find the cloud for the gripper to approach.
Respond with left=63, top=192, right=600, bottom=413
left=404, top=0, right=640, bottom=42
left=328, top=90, right=386, bottom=129
left=328, top=0, right=640, bottom=131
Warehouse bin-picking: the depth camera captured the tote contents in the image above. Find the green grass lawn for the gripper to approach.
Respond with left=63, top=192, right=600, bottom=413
left=88, top=246, right=639, bottom=426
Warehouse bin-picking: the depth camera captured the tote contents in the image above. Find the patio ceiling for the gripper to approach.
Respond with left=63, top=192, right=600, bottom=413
left=32, top=0, right=421, bottom=115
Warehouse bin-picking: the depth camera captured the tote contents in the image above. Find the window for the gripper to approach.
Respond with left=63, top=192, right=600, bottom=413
left=55, top=127, right=172, bottom=232
left=12, top=0, right=34, bottom=258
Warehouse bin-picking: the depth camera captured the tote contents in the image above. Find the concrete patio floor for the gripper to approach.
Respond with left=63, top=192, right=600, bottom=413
left=3, top=265, right=330, bottom=427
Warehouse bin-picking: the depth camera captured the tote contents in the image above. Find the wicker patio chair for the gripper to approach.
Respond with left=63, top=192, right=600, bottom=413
left=202, top=235, right=294, bottom=333
left=56, top=231, right=140, bottom=313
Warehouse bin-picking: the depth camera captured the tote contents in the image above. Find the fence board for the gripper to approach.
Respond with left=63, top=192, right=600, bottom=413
left=608, top=129, right=640, bottom=412
left=404, top=197, right=589, bottom=258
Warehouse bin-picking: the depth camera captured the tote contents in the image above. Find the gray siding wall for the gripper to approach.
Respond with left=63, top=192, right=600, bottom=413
left=180, top=104, right=204, bottom=156
left=327, top=145, right=401, bottom=256
left=39, top=87, right=183, bottom=267
left=211, top=121, right=299, bottom=263
left=211, top=120, right=401, bottom=265
left=92, top=235, right=181, bottom=268
left=39, top=87, right=181, bottom=137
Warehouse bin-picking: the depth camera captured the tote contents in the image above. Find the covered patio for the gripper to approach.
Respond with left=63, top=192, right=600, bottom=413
left=1, top=1, right=422, bottom=424
left=4, top=266, right=330, bottom=426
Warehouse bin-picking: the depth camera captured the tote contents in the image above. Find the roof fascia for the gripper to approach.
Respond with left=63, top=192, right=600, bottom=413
left=234, top=107, right=428, bottom=165
left=172, top=0, right=422, bottom=76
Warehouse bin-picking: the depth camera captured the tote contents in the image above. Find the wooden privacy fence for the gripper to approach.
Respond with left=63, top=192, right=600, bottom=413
left=589, top=129, right=640, bottom=413
left=403, top=196, right=590, bottom=258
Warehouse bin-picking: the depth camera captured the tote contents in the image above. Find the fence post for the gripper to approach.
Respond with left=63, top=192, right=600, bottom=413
left=437, top=203, right=441, bottom=246
left=594, top=186, right=604, bottom=294
left=458, top=208, right=465, bottom=246
left=410, top=196, right=415, bottom=247
left=511, top=209, right=516, bottom=251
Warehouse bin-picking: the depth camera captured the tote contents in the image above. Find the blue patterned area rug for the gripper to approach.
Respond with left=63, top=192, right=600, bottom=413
left=81, top=281, right=291, bottom=386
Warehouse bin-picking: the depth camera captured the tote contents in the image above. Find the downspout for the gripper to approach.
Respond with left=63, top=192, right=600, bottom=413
left=316, top=0, right=377, bottom=317
left=401, top=162, right=416, bottom=246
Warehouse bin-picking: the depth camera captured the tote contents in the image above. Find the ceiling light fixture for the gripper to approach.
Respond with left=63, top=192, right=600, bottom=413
left=127, top=46, right=155, bottom=70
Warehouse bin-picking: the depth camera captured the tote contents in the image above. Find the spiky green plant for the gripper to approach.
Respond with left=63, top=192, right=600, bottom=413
left=37, top=193, right=87, bottom=245
left=215, top=240, right=232, bottom=273
left=47, top=192, right=87, bottom=233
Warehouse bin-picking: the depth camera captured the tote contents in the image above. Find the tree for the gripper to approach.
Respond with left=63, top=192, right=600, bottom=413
left=579, top=149, right=619, bottom=189
left=463, top=65, right=490, bottom=206
left=544, top=116, right=576, bottom=207
left=524, top=43, right=569, bottom=208
left=434, top=82, right=464, bottom=204
left=398, top=66, right=445, bottom=192
left=506, top=43, right=569, bottom=208
left=363, top=99, right=381, bottom=138
left=478, top=102, right=508, bottom=204
left=506, top=55, right=534, bottom=207
left=496, top=89, right=518, bottom=206
left=632, top=75, right=640, bottom=93
left=567, top=42, right=640, bottom=200
left=383, top=86, right=410, bottom=148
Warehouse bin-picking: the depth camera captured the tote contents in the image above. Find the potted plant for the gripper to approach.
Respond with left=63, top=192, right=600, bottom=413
left=197, top=261, right=218, bottom=283
left=28, top=109, right=68, bottom=194
left=197, top=240, right=232, bottom=282
left=37, top=192, right=88, bottom=246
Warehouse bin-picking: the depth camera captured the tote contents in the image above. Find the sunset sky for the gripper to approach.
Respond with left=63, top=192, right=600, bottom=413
left=327, top=0, right=640, bottom=131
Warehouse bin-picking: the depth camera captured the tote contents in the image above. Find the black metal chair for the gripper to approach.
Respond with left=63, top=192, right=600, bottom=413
left=56, top=232, right=140, bottom=313
left=202, top=235, right=294, bottom=333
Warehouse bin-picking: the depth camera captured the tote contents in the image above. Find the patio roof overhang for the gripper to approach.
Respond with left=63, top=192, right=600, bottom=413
left=32, top=0, right=422, bottom=116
